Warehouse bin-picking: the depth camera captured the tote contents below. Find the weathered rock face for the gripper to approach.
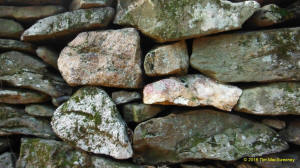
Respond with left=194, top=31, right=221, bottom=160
left=58, top=28, right=143, bottom=88
left=112, top=91, right=141, bottom=105
left=280, top=120, right=300, bottom=145
left=21, top=7, right=114, bottom=42
left=262, top=119, right=286, bottom=130
left=144, top=41, right=189, bottom=76
left=0, top=88, right=50, bottom=104
left=122, top=103, right=164, bottom=123
left=133, top=110, right=288, bottom=164
left=0, top=152, right=14, bottom=168
left=70, top=0, right=113, bottom=10
left=0, top=18, right=23, bottom=39
left=235, top=82, right=300, bottom=115
left=0, top=39, right=35, bottom=54
left=255, top=151, right=300, bottom=168
left=143, top=74, right=242, bottom=111
left=0, top=0, right=64, bottom=5
left=36, top=46, right=59, bottom=69
left=191, top=27, right=300, bottom=83
left=0, top=104, right=55, bottom=138
left=114, top=0, right=259, bottom=43
left=51, top=87, right=133, bottom=159
left=25, top=104, right=54, bottom=117
left=0, top=5, right=65, bottom=22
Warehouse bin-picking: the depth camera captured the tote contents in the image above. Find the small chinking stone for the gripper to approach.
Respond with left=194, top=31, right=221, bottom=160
left=51, top=86, right=133, bottom=159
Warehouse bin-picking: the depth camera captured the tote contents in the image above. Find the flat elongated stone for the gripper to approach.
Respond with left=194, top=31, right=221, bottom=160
left=133, top=109, right=288, bottom=164
left=262, top=119, right=286, bottom=130
left=21, top=7, right=114, bottom=42
left=0, top=18, right=23, bottom=39
left=143, top=74, right=242, bottom=111
left=191, top=27, right=300, bottom=83
left=0, top=152, right=14, bottom=168
left=0, top=88, right=50, bottom=104
left=25, top=104, right=55, bottom=117
left=279, top=120, right=300, bottom=145
left=112, top=91, right=141, bottom=105
left=0, top=39, right=35, bottom=54
left=0, top=104, right=55, bottom=138
left=58, top=28, right=143, bottom=88
left=144, top=41, right=189, bottom=76
left=51, top=87, right=133, bottom=159
left=0, top=0, right=64, bottom=5
left=70, top=0, right=113, bottom=10
left=0, top=5, right=65, bottom=22
left=36, top=46, right=59, bottom=69
left=114, top=0, right=259, bottom=43
left=235, top=83, right=300, bottom=115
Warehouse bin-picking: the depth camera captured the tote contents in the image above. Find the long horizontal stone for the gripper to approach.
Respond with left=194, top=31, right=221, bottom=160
left=0, top=0, right=64, bottom=5
left=0, top=88, right=50, bottom=104
left=0, top=39, right=35, bottom=54
left=0, top=18, right=23, bottom=39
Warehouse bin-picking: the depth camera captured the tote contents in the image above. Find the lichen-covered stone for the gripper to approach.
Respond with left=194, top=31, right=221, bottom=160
left=262, top=119, right=286, bottom=130
left=112, top=91, right=141, bottom=105
left=91, top=156, right=143, bottom=168
left=133, top=109, right=288, bottom=164
left=122, top=103, right=164, bottom=123
left=255, top=151, right=300, bottom=168
left=235, top=83, right=300, bottom=115
left=0, top=39, right=35, bottom=54
left=0, top=138, right=9, bottom=153
left=114, top=0, right=259, bottom=43
left=0, top=104, right=55, bottom=138
left=0, top=0, right=64, bottom=5
left=144, top=41, right=189, bottom=76
left=70, top=0, right=113, bottom=10
left=0, top=88, right=50, bottom=104
left=58, top=28, right=143, bottom=88
left=279, top=120, right=300, bottom=145
left=21, top=7, right=114, bottom=42
left=25, top=104, right=55, bottom=117
left=143, top=74, right=242, bottom=111
left=191, top=27, right=300, bottom=83
left=0, top=18, right=23, bottom=39
left=36, top=46, right=59, bottom=69
left=0, top=152, right=14, bottom=168
left=51, top=86, right=133, bottom=159
left=0, top=5, right=65, bottom=22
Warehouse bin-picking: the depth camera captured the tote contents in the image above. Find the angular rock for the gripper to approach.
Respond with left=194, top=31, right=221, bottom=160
left=0, top=88, right=50, bottom=104
left=91, top=156, right=143, bottom=168
left=0, top=138, right=9, bottom=153
left=133, top=109, right=288, bottom=164
left=235, top=82, right=300, bottom=115
left=51, top=87, right=133, bottom=159
left=0, top=152, right=14, bottom=168
left=122, top=103, right=164, bottom=123
left=0, top=5, right=65, bottom=22
left=262, top=119, right=286, bottom=130
left=144, top=41, right=189, bottom=76
left=58, top=28, right=143, bottom=88
left=0, top=18, right=23, bottom=39
left=279, top=120, right=300, bottom=145
left=0, top=104, right=55, bottom=138
left=0, top=39, right=35, bottom=54
left=0, top=0, right=64, bottom=5
left=36, top=46, right=59, bottom=69
left=70, top=0, right=113, bottom=10
left=112, top=91, right=141, bottom=105
left=143, top=74, right=242, bottom=111
left=191, top=27, right=300, bottom=83
left=25, top=104, right=55, bottom=117
left=21, top=7, right=114, bottom=42
left=255, top=151, right=300, bottom=168
left=114, top=0, right=259, bottom=43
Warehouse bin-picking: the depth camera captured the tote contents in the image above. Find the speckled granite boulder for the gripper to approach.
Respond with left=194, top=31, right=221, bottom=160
left=0, top=39, right=35, bottom=54
left=0, top=88, right=50, bottom=104
left=0, top=18, right=23, bottom=39
left=70, top=0, right=113, bottom=10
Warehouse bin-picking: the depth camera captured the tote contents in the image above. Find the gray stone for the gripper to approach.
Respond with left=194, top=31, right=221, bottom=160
left=70, top=0, right=113, bottom=10
left=235, top=82, right=300, bottom=115
left=190, top=27, right=300, bottom=83
left=144, top=41, right=189, bottom=76
left=21, top=7, right=114, bottom=42
left=91, top=156, right=143, bottom=168
left=0, top=0, right=64, bottom=5
left=262, top=119, right=286, bottom=130
left=0, top=39, right=35, bottom=54
left=0, top=88, right=50, bottom=104
left=114, top=0, right=259, bottom=43
left=52, top=96, right=70, bottom=107
left=279, top=119, right=300, bottom=145
left=51, top=86, right=133, bottom=159
left=133, top=109, right=288, bottom=164
left=112, top=91, right=141, bottom=105
left=0, top=152, right=14, bottom=168
left=36, top=46, right=59, bottom=69
left=0, top=18, right=23, bottom=39
left=25, top=104, right=55, bottom=117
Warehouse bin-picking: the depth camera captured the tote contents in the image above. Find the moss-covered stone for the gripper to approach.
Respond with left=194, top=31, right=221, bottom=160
left=0, top=18, right=24, bottom=39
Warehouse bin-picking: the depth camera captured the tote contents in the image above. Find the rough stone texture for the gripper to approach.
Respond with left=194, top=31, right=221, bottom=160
left=0, top=104, right=55, bottom=138
left=0, top=39, right=35, bottom=54
left=0, top=138, right=9, bottom=153
left=122, top=103, right=164, bottom=123
left=36, top=46, right=59, bottom=69
left=143, top=74, right=242, bottom=111
left=70, top=0, right=113, bottom=10
left=191, top=27, right=300, bottom=83
left=0, top=5, right=65, bottom=22
left=255, top=151, right=300, bottom=168
left=0, top=0, right=64, bottom=5
left=52, top=96, right=70, bottom=107
left=0, top=152, right=14, bottom=168
left=0, top=18, right=23, bottom=39
left=0, top=88, right=50, bottom=104
left=262, top=119, right=286, bottom=130
left=229, top=0, right=283, bottom=6
left=21, top=7, right=115, bottom=42
left=91, top=156, right=143, bottom=168
left=25, top=104, right=55, bottom=117
left=0, top=51, right=72, bottom=98
left=279, top=119, right=300, bottom=145
left=112, top=91, right=141, bottom=105
left=235, top=82, right=300, bottom=115
left=58, top=28, right=143, bottom=88
left=144, top=41, right=189, bottom=76
left=133, top=109, right=288, bottom=164
left=114, top=0, right=259, bottom=43
left=51, top=87, right=133, bottom=159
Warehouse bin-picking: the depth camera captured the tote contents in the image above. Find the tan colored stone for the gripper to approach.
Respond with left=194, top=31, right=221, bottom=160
left=36, top=46, right=59, bottom=69
left=0, top=18, right=23, bottom=39
left=70, top=0, right=113, bottom=10
left=0, top=88, right=50, bottom=104
left=262, top=119, right=286, bottom=130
